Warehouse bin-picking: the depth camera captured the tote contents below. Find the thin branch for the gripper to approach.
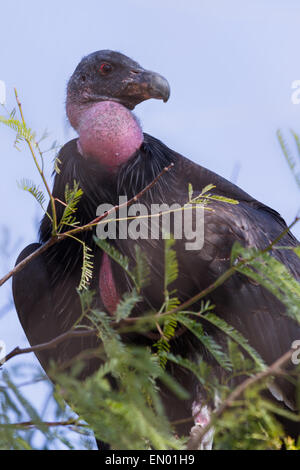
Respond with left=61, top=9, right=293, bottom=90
left=187, top=348, right=295, bottom=450
left=14, top=89, right=58, bottom=234
left=0, top=377, right=47, bottom=390
left=0, top=419, right=88, bottom=429
left=66, top=162, right=175, bottom=236
left=0, top=163, right=174, bottom=288
left=0, top=237, right=56, bottom=287
left=1, top=329, right=96, bottom=365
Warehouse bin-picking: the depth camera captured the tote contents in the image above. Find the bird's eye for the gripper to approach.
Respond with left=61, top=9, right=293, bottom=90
left=81, top=75, right=86, bottom=82
left=100, top=63, right=113, bottom=75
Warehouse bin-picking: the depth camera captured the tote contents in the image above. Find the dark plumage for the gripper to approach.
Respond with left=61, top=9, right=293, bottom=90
left=12, top=51, right=300, bottom=444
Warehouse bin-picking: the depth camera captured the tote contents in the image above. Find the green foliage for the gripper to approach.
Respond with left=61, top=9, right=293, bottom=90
left=17, top=178, right=47, bottom=213
left=212, top=376, right=300, bottom=450
left=165, top=352, right=215, bottom=394
left=231, top=242, right=300, bottom=324
left=201, top=312, right=266, bottom=371
left=115, top=289, right=141, bottom=322
left=188, top=183, right=239, bottom=206
left=0, top=115, right=35, bottom=146
left=131, top=245, right=151, bottom=291
left=154, top=239, right=180, bottom=367
left=177, top=314, right=233, bottom=371
left=95, top=238, right=150, bottom=294
left=58, top=181, right=83, bottom=231
left=164, top=238, right=179, bottom=293
left=55, top=180, right=93, bottom=290
left=54, top=155, right=61, bottom=174
left=53, top=345, right=183, bottom=450
left=78, top=244, right=94, bottom=291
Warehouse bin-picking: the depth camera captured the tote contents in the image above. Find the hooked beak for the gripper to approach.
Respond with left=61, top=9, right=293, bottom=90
left=120, top=68, right=171, bottom=109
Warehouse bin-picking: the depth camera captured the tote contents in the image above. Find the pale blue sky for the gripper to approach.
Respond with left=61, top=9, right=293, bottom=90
left=0, top=0, right=300, bottom=449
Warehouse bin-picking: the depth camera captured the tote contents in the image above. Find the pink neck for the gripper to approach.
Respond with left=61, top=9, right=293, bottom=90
left=67, top=100, right=143, bottom=171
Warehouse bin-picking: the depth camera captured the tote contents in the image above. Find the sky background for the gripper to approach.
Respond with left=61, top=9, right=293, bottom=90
left=0, top=0, right=300, bottom=449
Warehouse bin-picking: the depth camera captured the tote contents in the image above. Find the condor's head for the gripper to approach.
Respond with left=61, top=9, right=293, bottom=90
left=66, top=50, right=170, bottom=171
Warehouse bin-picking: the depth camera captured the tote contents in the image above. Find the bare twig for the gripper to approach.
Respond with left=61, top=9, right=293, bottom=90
left=68, top=162, right=175, bottom=235
left=1, top=329, right=96, bottom=365
left=0, top=419, right=88, bottom=429
left=0, top=237, right=56, bottom=287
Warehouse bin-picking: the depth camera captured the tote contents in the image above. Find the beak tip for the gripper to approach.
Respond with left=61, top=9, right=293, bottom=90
left=163, top=90, right=170, bottom=103
left=149, top=72, right=170, bottom=104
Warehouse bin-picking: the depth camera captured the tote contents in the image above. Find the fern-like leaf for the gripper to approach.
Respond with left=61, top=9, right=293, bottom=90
left=54, top=155, right=61, bottom=174
left=78, top=244, right=94, bottom=291
left=164, top=238, right=178, bottom=292
left=165, top=352, right=214, bottom=392
left=0, top=116, right=35, bottom=142
left=177, top=314, right=232, bottom=371
left=58, top=180, right=83, bottom=231
left=231, top=243, right=300, bottom=324
left=202, top=312, right=265, bottom=370
left=115, top=289, right=141, bottom=322
left=131, top=245, right=151, bottom=292
left=17, top=178, right=47, bottom=213
left=154, top=313, right=179, bottom=368
left=95, top=238, right=140, bottom=291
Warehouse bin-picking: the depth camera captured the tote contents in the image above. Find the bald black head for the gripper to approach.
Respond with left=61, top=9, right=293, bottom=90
left=66, top=50, right=170, bottom=115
